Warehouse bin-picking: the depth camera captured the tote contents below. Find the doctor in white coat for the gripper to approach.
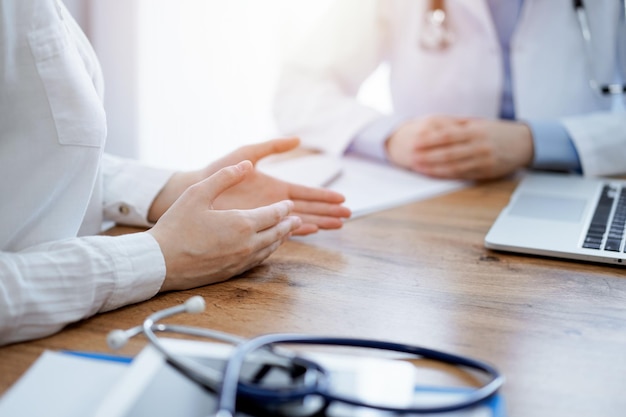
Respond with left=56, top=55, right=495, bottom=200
left=274, top=0, right=626, bottom=180
left=0, top=0, right=350, bottom=345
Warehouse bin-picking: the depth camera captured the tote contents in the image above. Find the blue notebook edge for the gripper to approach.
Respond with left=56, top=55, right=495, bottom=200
left=61, top=350, right=134, bottom=364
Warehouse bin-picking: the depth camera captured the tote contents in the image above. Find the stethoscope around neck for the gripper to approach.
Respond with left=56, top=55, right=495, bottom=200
left=420, top=0, right=626, bottom=96
left=108, top=296, right=504, bottom=417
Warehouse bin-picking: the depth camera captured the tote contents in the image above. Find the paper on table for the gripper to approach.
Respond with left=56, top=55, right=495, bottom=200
left=258, top=153, right=343, bottom=188
left=260, top=154, right=467, bottom=218
left=329, top=155, right=468, bottom=217
left=0, top=350, right=127, bottom=417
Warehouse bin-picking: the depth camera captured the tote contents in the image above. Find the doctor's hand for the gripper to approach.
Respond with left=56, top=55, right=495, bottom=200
left=148, top=138, right=351, bottom=235
left=149, top=161, right=302, bottom=292
left=385, top=116, right=534, bottom=180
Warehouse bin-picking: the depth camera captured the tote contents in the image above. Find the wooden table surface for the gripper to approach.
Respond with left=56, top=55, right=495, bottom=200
left=1, top=177, right=625, bottom=417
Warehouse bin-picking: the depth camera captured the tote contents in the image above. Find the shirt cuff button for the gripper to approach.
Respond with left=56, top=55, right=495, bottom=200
left=118, top=204, right=130, bottom=215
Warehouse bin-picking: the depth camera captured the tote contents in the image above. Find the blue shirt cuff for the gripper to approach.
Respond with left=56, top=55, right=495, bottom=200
left=347, top=115, right=408, bottom=162
left=527, top=120, right=582, bottom=172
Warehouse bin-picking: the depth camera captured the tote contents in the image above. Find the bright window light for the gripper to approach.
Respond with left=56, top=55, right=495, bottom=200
left=96, top=1, right=390, bottom=170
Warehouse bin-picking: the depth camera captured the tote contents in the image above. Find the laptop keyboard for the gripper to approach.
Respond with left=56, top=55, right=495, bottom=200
left=583, top=184, right=626, bottom=251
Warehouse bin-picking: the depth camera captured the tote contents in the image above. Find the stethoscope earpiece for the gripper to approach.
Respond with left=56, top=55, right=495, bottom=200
left=184, top=295, right=206, bottom=314
left=107, top=329, right=130, bottom=350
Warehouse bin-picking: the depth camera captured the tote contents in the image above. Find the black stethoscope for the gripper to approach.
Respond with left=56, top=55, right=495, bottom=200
left=108, top=296, right=504, bottom=417
left=420, top=0, right=626, bottom=95
left=573, top=0, right=626, bottom=95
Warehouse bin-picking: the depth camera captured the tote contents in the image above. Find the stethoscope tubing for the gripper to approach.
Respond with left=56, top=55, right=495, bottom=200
left=217, top=334, right=504, bottom=415
left=109, top=297, right=504, bottom=417
left=138, top=311, right=324, bottom=399
left=425, top=0, right=626, bottom=95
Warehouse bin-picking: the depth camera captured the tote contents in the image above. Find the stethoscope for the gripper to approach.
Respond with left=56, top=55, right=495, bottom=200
left=420, top=0, right=626, bottom=95
left=108, top=296, right=504, bottom=417
left=419, top=0, right=454, bottom=50
left=573, top=0, right=626, bottom=95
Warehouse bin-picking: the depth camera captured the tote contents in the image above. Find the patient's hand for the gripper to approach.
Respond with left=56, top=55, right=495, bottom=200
left=150, top=161, right=302, bottom=291
left=149, top=138, right=351, bottom=235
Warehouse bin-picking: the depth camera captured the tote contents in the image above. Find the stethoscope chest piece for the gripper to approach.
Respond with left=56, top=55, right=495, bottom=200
left=419, top=0, right=454, bottom=50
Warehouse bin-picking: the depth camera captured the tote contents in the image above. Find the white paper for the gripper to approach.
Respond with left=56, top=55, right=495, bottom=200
left=0, top=351, right=127, bottom=417
left=260, top=154, right=467, bottom=218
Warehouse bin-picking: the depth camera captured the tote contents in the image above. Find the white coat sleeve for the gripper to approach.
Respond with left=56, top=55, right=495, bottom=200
left=0, top=232, right=165, bottom=346
left=102, top=153, right=175, bottom=227
left=274, top=0, right=391, bottom=156
left=562, top=111, right=626, bottom=177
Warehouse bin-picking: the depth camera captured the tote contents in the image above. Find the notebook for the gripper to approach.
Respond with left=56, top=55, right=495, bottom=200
left=485, top=171, right=626, bottom=266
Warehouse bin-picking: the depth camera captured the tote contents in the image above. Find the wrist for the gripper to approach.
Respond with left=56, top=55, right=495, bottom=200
left=148, top=171, right=200, bottom=223
left=515, top=122, right=535, bottom=168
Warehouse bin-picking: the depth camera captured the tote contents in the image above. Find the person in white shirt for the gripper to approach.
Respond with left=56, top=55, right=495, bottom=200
left=274, top=0, right=626, bottom=180
left=0, top=0, right=351, bottom=346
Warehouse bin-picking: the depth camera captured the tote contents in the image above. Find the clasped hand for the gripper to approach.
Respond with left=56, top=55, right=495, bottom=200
left=386, top=116, right=534, bottom=180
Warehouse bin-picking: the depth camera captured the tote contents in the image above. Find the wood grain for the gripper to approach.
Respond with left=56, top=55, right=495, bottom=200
left=1, top=177, right=625, bottom=417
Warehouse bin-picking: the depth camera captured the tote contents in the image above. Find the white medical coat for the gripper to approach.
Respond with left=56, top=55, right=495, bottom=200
left=275, top=0, right=626, bottom=176
left=0, top=0, right=172, bottom=344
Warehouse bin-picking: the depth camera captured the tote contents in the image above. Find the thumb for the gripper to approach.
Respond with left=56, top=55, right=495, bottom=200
left=243, top=137, right=300, bottom=164
left=189, top=160, right=253, bottom=207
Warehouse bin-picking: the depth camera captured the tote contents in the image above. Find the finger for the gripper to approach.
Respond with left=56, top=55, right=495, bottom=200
left=254, top=215, right=302, bottom=247
left=241, top=235, right=288, bottom=271
left=292, top=200, right=351, bottom=219
left=292, top=224, right=320, bottom=236
left=246, top=200, right=296, bottom=232
left=413, top=123, right=468, bottom=150
left=287, top=184, right=346, bottom=204
left=420, top=115, right=457, bottom=129
left=240, top=137, right=300, bottom=163
left=292, top=213, right=345, bottom=230
left=226, top=238, right=285, bottom=279
left=186, top=160, right=253, bottom=207
left=414, top=154, right=488, bottom=179
left=412, top=140, right=482, bottom=166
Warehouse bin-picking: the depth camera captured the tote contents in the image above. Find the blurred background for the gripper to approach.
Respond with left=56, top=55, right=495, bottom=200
left=65, top=0, right=391, bottom=170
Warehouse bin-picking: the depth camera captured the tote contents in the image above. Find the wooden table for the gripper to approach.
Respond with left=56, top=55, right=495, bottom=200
left=1, top=177, right=625, bottom=417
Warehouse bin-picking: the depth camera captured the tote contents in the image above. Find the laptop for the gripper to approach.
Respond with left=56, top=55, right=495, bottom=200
left=485, top=171, right=626, bottom=266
